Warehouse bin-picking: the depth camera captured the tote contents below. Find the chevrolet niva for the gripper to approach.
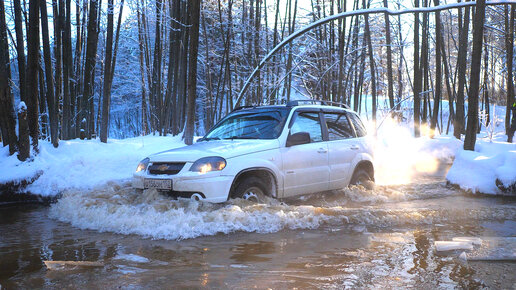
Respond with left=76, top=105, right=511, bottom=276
left=133, top=101, right=374, bottom=203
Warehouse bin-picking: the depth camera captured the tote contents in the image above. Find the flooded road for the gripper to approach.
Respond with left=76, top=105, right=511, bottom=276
left=1, top=168, right=516, bottom=289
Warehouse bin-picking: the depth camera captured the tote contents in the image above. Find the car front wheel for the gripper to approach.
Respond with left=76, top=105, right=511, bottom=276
left=349, top=169, right=375, bottom=190
left=232, top=177, right=267, bottom=203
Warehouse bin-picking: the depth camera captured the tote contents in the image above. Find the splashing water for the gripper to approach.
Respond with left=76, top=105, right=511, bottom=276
left=366, top=117, right=460, bottom=185
left=49, top=179, right=514, bottom=241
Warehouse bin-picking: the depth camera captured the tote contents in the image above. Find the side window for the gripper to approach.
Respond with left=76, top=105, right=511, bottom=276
left=348, top=113, right=367, bottom=137
left=290, top=112, right=323, bottom=142
left=325, top=113, right=355, bottom=140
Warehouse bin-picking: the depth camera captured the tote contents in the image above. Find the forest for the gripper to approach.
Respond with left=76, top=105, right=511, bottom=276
left=0, top=0, right=514, bottom=161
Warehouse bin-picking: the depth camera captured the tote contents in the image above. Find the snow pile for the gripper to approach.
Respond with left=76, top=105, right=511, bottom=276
left=0, top=135, right=185, bottom=196
left=446, top=136, right=516, bottom=195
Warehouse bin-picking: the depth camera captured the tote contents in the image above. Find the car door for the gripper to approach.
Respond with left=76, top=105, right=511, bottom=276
left=324, top=112, right=361, bottom=189
left=281, top=111, right=330, bottom=197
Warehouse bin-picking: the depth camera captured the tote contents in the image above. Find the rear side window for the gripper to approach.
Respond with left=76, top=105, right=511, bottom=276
left=290, top=112, right=323, bottom=142
left=348, top=113, right=367, bottom=137
left=324, top=113, right=355, bottom=140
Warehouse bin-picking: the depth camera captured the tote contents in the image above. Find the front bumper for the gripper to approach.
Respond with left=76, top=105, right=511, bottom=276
left=133, top=171, right=234, bottom=203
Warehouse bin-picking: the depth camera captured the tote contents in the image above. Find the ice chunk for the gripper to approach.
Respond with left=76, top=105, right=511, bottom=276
left=458, top=251, right=468, bottom=261
left=452, top=237, right=482, bottom=246
left=44, top=260, right=103, bottom=270
left=114, top=253, right=150, bottom=263
left=434, top=241, right=473, bottom=252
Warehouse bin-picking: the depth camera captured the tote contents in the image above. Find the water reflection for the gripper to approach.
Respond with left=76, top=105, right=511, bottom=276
left=1, top=186, right=516, bottom=288
left=230, top=241, right=275, bottom=262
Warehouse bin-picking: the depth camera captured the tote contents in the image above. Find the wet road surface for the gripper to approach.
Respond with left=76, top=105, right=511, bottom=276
left=1, top=169, right=516, bottom=289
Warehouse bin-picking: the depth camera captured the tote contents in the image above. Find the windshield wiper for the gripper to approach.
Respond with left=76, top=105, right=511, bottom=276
left=198, top=137, right=220, bottom=142
left=223, top=136, right=259, bottom=140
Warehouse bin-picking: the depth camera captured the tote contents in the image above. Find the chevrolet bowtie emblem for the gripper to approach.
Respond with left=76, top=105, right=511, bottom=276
left=158, top=164, right=168, bottom=171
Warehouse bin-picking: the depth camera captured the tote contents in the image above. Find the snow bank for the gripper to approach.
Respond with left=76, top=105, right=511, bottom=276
left=446, top=136, right=516, bottom=195
left=0, top=135, right=186, bottom=197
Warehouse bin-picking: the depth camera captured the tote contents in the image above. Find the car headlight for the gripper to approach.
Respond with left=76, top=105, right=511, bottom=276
left=190, top=156, right=226, bottom=174
left=136, top=157, right=150, bottom=172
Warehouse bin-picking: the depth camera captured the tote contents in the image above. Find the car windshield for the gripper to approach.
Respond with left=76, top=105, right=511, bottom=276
left=203, top=109, right=288, bottom=140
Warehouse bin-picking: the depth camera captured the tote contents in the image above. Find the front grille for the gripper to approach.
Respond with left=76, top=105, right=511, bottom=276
left=148, top=162, right=185, bottom=175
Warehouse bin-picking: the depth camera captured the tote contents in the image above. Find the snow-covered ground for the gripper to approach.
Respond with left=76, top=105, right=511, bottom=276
left=0, top=135, right=186, bottom=196
left=446, top=135, right=516, bottom=194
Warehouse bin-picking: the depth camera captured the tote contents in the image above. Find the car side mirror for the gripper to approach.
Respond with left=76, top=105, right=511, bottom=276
left=286, top=132, right=311, bottom=147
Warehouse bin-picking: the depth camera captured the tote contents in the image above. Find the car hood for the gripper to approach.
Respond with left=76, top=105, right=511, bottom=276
left=149, top=139, right=280, bottom=163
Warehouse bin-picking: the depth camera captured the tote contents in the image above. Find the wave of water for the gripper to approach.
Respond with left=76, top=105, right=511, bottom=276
left=49, top=182, right=515, bottom=240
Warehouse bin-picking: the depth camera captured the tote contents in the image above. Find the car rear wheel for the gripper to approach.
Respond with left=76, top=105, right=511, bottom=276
left=232, top=177, right=267, bottom=203
left=349, top=169, right=375, bottom=190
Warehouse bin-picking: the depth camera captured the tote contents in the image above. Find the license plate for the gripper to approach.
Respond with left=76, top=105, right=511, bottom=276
left=144, top=179, right=172, bottom=190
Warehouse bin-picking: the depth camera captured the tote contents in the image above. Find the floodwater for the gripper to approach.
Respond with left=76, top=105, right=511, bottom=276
left=1, top=166, right=516, bottom=289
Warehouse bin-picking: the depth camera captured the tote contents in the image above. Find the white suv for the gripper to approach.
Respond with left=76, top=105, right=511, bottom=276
left=133, top=101, right=374, bottom=203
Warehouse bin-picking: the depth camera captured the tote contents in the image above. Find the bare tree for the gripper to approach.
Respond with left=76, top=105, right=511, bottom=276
left=184, top=0, right=201, bottom=145
left=454, top=4, right=470, bottom=139
left=430, top=0, right=442, bottom=137
left=0, top=0, right=18, bottom=155
left=100, top=0, right=124, bottom=142
left=62, top=0, right=73, bottom=140
left=81, top=0, right=101, bottom=139
left=413, top=0, right=422, bottom=136
left=13, top=0, right=26, bottom=103
left=383, top=0, right=394, bottom=110
left=464, top=0, right=486, bottom=150
left=26, top=0, right=41, bottom=152
left=505, top=5, right=515, bottom=140
left=40, top=0, right=59, bottom=147
left=363, top=0, right=377, bottom=125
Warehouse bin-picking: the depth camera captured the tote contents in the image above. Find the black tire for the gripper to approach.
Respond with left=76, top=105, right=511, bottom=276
left=232, top=177, right=267, bottom=203
left=349, top=169, right=375, bottom=190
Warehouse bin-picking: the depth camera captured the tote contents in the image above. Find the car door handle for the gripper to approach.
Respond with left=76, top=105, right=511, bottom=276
left=350, top=145, right=360, bottom=150
left=317, top=148, right=328, bottom=153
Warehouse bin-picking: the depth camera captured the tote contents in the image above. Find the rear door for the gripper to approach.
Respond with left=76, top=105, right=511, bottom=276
left=324, top=112, right=361, bottom=189
left=281, top=111, right=330, bottom=197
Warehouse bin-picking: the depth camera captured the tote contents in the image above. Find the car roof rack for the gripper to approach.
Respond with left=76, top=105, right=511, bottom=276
left=324, top=100, right=351, bottom=110
left=232, top=105, right=256, bottom=112
left=286, top=99, right=351, bottom=110
left=286, top=100, right=327, bottom=107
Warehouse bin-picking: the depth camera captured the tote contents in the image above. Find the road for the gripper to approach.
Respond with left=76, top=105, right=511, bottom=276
left=1, top=166, right=515, bottom=289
